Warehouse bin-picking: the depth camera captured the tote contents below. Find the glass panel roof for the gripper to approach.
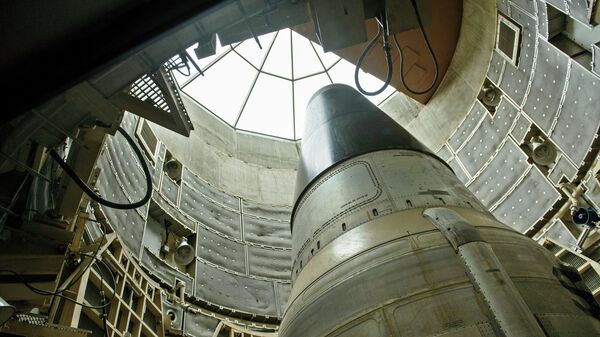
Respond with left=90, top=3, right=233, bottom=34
left=174, top=29, right=397, bottom=140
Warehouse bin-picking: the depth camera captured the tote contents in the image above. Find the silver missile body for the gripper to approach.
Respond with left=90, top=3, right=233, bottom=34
left=279, top=84, right=600, bottom=336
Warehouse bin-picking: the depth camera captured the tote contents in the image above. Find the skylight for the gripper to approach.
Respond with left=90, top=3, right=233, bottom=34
left=172, top=29, right=397, bottom=140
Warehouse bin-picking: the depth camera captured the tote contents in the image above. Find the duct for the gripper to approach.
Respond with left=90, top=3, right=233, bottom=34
left=196, top=225, right=246, bottom=274
left=182, top=167, right=240, bottom=211
left=448, top=100, right=487, bottom=152
left=180, top=183, right=241, bottom=239
left=457, top=97, right=519, bottom=176
left=242, top=214, right=291, bottom=248
left=467, top=138, right=529, bottom=208
left=510, top=113, right=532, bottom=144
left=194, top=259, right=278, bottom=317
left=492, top=166, right=561, bottom=233
left=524, top=38, right=570, bottom=134
left=247, top=246, right=291, bottom=280
left=551, top=60, right=600, bottom=166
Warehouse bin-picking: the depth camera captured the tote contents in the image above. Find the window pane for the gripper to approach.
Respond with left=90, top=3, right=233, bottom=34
left=292, top=32, right=326, bottom=79
left=262, top=30, right=292, bottom=79
left=183, top=52, right=257, bottom=125
left=237, top=73, right=294, bottom=139
left=235, top=32, right=276, bottom=68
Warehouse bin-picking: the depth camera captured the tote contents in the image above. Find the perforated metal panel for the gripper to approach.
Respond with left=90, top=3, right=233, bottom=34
left=511, top=113, right=532, bottom=144
left=140, top=247, right=194, bottom=294
left=488, top=51, right=506, bottom=85
left=194, top=260, right=278, bottom=317
left=544, top=219, right=578, bottom=248
left=196, top=225, right=246, bottom=274
left=243, top=214, right=291, bottom=248
left=566, top=0, right=592, bottom=24
left=492, top=166, right=560, bottom=232
left=511, top=0, right=537, bottom=16
left=457, top=98, right=519, bottom=176
left=247, top=246, right=291, bottom=280
left=537, top=0, right=549, bottom=38
left=447, top=158, right=470, bottom=184
left=524, top=38, right=570, bottom=133
left=467, top=139, right=529, bottom=207
left=241, top=200, right=292, bottom=222
left=548, top=154, right=578, bottom=184
left=161, top=173, right=179, bottom=205
left=448, top=101, right=487, bottom=152
left=182, top=310, right=220, bottom=337
left=435, top=144, right=453, bottom=162
left=180, top=184, right=242, bottom=239
left=182, top=167, right=240, bottom=211
left=550, top=61, right=600, bottom=166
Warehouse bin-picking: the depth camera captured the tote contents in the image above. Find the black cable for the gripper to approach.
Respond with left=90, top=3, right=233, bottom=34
left=49, top=126, right=152, bottom=210
left=354, top=15, right=394, bottom=96
left=393, top=0, right=439, bottom=95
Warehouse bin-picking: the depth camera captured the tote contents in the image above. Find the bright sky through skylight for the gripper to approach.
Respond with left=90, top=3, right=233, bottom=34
left=172, top=29, right=397, bottom=140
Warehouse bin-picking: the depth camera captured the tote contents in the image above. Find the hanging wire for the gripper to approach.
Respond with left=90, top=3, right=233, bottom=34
left=393, top=0, right=439, bottom=95
left=354, top=14, right=393, bottom=96
left=49, top=124, right=152, bottom=210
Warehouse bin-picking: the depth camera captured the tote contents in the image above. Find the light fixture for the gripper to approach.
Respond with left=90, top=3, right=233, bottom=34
left=0, top=296, right=15, bottom=325
left=174, top=238, right=195, bottom=266
left=530, top=136, right=557, bottom=166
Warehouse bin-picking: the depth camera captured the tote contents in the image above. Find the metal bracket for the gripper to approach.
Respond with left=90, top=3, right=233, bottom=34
left=422, top=207, right=484, bottom=252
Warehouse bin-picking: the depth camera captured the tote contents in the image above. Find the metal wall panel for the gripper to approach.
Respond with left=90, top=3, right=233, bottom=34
left=537, top=0, right=549, bottom=38
left=140, top=247, right=194, bottom=294
left=510, top=0, right=537, bottom=16
left=467, top=139, right=529, bottom=208
left=447, top=158, right=470, bottom=184
left=546, top=0, right=568, bottom=13
left=180, top=184, right=242, bottom=239
left=457, top=98, right=518, bottom=176
left=544, top=219, right=578, bottom=248
left=566, top=0, right=591, bottom=24
left=182, top=167, right=240, bottom=211
left=247, top=246, right=291, bottom=280
left=161, top=173, right=179, bottom=205
left=593, top=44, right=600, bottom=77
left=498, top=4, right=537, bottom=106
left=492, top=166, right=560, bottom=232
left=548, top=154, right=578, bottom=184
left=488, top=51, right=506, bottom=85
left=510, top=113, right=532, bottom=144
left=196, top=225, right=246, bottom=274
left=551, top=61, right=600, bottom=166
left=241, top=200, right=292, bottom=222
left=448, top=101, right=487, bottom=152
left=194, top=260, right=278, bottom=317
left=524, top=38, right=570, bottom=133
left=276, top=282, right=292, bottom=317
left=585, top=177, right=600, bottom=210
left=183, top=310, right=220, bottom=337
left=243, top=214, right=291, bottom=248
left=435, top=144, right=453, bottom=162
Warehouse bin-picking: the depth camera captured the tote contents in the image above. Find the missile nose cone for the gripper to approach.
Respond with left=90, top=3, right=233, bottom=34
left=294, top=84, right=437, bottom=210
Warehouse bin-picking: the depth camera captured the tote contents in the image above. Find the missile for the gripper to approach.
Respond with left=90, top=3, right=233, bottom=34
left=279, top=84, right=600, bottom=336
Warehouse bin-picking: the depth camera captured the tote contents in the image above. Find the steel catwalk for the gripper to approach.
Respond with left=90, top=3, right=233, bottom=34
left=279, top=84, right=600, bottom=337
